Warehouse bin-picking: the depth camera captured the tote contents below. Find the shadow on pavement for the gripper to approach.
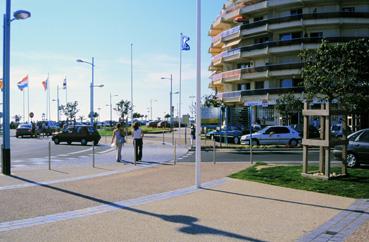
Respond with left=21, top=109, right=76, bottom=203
left=202, top=188, right=369, bottom=215
left=9, top=175, right=264, bottom=241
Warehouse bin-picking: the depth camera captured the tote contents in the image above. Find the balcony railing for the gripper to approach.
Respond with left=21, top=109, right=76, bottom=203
left=212, top=69, right=242, bottom=82
left=219, top=87, right=305, bottom=101
left=212, top=25, right=241, bottom=43
left=240, top=12, right=369, bottom=31
left=211, top=48, right=241, bottom=63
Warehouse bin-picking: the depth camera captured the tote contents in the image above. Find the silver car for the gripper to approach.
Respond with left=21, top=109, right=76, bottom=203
left=240, top=126, right=301, bottom=146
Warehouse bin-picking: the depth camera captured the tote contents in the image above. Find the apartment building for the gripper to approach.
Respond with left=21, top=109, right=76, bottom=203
left=208, top=0, right=369, bottom=126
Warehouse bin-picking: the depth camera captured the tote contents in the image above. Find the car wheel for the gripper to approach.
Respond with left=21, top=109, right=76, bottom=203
left=81, top=139, right=88, bottom=146
left=16, top=135, right=19, bottom=138
left=67, top=141, right=72, bottom=145
left=251, top=139, right=259, bottom=146
left=93, top=140, right=99, bottom=146
left=346, top=153, right=359, bottom=168
left=233, top=136, right=240, bottom=144
left=289, top=139, right=298, bottom=147
left=54, top=138, right=60, bottom=145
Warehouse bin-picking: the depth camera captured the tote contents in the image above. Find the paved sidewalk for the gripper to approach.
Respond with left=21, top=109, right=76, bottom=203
left=0, top=161, right=367, bottom=241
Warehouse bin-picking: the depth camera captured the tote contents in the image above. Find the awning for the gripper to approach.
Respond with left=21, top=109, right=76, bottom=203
left=222, top=39, right=241, bottom=49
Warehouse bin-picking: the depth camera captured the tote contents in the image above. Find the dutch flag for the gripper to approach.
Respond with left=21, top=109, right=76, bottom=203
left=17, top=75, right=29, bottom=91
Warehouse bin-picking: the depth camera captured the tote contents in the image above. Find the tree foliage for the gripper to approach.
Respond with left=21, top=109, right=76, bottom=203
left=300, top=39, right=369, bottom=113
left=275, top=93, right=303, bottom=123
left=114, top=100, right=132, bottom=121
left=133, top=112, right=143, bottom=119
left=60, top=101, right=79, bottom=120
left=203, top=94, right=223, bottom=108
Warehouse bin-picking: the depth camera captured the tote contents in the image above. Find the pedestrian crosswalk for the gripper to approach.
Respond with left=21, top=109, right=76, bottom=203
left=177, top=151, right=194, bottom=161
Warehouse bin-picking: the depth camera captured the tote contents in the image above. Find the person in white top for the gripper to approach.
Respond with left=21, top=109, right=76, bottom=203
left=132, top=122, right=144, bottom=161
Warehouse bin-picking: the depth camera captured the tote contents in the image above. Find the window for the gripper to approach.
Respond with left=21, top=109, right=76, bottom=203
left=280, top=33, right=292, bottom=41
left=342, top=7, right=355, bottom=13
left=255, top=81, right=264, bottom=89
left=280, top=79, right=293, bottom=88
left=358, top=131, right=369, bottom=143
left=349, top=130, right=364, bottom=141
left=254, top=16, right=264, bottom=22
left=238, top=62, right=253, bottom=69
left=292, top=32, right=302, bottom=39
left=310, top=32, right=323, bottom=38
left=275, top=127, right=290, bottom=134
left=237, top=83, right=250, bottom=91
left=290, top=8, right=302, bottom=16
left=254, top=36, right=269, bottom=44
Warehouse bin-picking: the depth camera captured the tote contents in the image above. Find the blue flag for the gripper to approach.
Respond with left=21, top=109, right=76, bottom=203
left=181, top=34, right=190, bottom=51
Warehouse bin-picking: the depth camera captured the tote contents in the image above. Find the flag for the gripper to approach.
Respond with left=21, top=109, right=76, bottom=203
left=17, top=75, right=29, bottom=91
left=181, top=34, right=190, bottom=51
left=0, top=78, right=3, bottom=91
left=63, top=77, right=67, bottom=89
left=42, top=78, right=48, bottom=91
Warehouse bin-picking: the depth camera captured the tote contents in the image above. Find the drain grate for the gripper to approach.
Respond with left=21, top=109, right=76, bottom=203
left=325, top=231, right=338, bottom=236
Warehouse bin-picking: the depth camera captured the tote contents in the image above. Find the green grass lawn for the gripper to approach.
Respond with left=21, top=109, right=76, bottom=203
left=230, top=163, right=369, bottom=198
left=98, top=127, right=170, bottom=136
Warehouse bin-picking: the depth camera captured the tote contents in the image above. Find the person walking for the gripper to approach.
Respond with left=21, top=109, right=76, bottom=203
left=111, top=123, right=125, bottom=163
left=132, top=122, right=144, bottom=162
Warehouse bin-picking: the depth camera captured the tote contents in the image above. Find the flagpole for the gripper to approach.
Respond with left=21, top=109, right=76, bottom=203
left=48, top=73, right=50, bottom=120
left=179, top=33, right=182, bottom=142
left=57, top=85, right=60, bottom=122
left=27, top=85, right=30, bottom=122
left=65, top=77, right=68, bottom=105
left=23, top=90, right=25, bottom=122
left=195, top=0, right=201, bottom=188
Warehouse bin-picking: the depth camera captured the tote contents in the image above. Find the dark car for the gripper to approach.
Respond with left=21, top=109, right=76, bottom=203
left=52, top=125, right=101, bottom=145
left=16, top=123, right=38, bottom=138
left=206, top=126, right=243, bottom=144
left=333, top=128, right=369, bottom=167
left=291, top=124, right=320, bottom=139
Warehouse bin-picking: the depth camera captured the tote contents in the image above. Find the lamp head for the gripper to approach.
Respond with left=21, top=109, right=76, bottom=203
left=13, top=10, right=31, bottom=20
left=76, top=59, right=84, bottom=63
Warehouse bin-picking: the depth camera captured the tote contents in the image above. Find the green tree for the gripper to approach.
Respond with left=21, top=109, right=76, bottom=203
left=203, top=94, right=223, bottom=107
left=114, top=100, right=132, bottom=123
left=300, top=39, right=369, bottom=113
left=275, top=93, right=303, bottom=125
left=60, top=101, right=79, bottom=121
left=133, top=112, right=143, bottom=119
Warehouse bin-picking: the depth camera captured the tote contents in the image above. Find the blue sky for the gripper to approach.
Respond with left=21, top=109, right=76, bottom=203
left=0, top=0, right=225, bottom=121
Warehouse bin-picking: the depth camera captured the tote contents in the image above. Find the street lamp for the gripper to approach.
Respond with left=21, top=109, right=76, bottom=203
left=76, top=57, right=96, bottom=126
left=109, top=93, right=118, bottom=126
left=161, top=75, right=174, bottom=144
left=2, top=0, right=31, bottom=175
left=150, top=99, right=157, bottom=120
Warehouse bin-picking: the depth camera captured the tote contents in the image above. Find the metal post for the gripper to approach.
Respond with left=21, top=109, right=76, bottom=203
left=90, top=57, right=95, bottom=126
left=213, top=137, right=216, bottom=165
left=56, top=85, right=60, bottom=122
left=170, top=74, right=174, bottom=145
left=130, top=43, right=133, bottom=123
left=133, top=139, right=137, bottom=166
left=2, top=1, right=11, bottom=175
left=110, top=92, right=112, bottom=126
left=92, top=143, right=95, bottom=168
left=249, top=106, right=253, bottom=164
left=48, top=141, right=51, bottom=170
left=195, top=0, right=202, bottom=188
left=184, top=127, right=187, bottom=145
left=174, top=139, right=177, bottom=165
left=162, top=130, right=165, bottom=145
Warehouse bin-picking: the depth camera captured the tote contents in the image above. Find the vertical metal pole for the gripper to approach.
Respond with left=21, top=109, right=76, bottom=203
left=56, top=85, right=60, bottom=123
left=179, top=33, right=182, bottom=143
left=110, top=93, right=112, bottom=126
left=2, top=1, right=11, bottom=175
left=213, top=137, right=216, bottom=164
left=170, top=74, right=174, bottom=145
left=162, top=130, right=165, bottom=144
left=133, top=139, right=137, bottom=166
left=48, top=141, right=51, bottom=170
left=90, top=57, right=95, bottom=126
left=249, top=106, right=253, bottom=164
left=195, top=0, right=202, bottom=188
left=185, top=126, right=187, bottom=145
left=130, top=43, right=133, bottom=122
left=174, top=139, right=177, bottom=165
left=92, top=143, right=95, bottom=168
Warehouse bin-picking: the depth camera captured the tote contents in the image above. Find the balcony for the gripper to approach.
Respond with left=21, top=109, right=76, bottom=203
left=211, top=69, right=242, bottom=83
left=212, top=25, right=241, bottom=45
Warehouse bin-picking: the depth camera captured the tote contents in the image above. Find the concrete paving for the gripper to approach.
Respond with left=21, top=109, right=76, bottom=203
left=0, top=160, right=367, bottom=242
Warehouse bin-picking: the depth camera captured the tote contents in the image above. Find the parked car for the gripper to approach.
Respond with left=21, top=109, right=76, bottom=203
left=52, top=125, right=101, bottom=145
left=240, top=125, right=301, bottom=146
left=146, top=120, right=159, bottom=128
left=206, top=126, right=243, bottom=144
left=16, top=123, right=38, bottom=138
left=36, top=121, right=59, bottom=136
left=333, top=128, right=369, bottom=167
left=157, top=121, right=170, bottom=128
left=291, top=124, right=320, bottom=139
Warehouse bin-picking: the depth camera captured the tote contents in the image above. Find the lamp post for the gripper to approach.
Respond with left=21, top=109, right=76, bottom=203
left=2, top=1, right=31, bottom=175
left=109, top=93, right=118, bottom=126
left=161, top=75, right=174, bottom=144
left=150, top=99, right=157, bottom=120
left=76, top=57, right=96, bottom=126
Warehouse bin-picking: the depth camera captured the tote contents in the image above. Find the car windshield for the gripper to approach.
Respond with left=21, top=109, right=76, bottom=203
left=19, top=124, right=31, bottom=128
left=258, top=126, right=271, bottom=133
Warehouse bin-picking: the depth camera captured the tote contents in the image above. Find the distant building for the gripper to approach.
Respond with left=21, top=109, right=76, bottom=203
left=208, top=0, right=369, bottom=127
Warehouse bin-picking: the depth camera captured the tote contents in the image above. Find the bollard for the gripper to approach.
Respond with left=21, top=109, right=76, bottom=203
left=162, top=130, right=165, bottom=145
left=48, top=141, right=51, bottom=170
left=92, top=143, right=95, bottom=168
left=133, top=139, right=137, bottom=166
left=213, top=138, right=216, bottom=165
left=184, top=127, right=187, bottom=145
left=174, top=139, right=177, bottom=165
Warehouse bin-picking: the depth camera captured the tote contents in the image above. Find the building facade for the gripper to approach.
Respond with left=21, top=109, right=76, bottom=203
left=208, top=0, right=369, bottom=127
